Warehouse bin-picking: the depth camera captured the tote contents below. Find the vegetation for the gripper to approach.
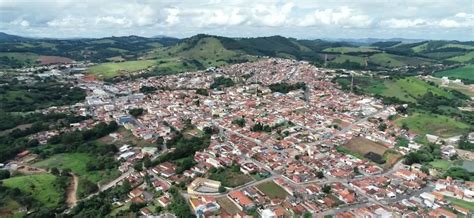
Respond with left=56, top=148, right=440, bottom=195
left=256, top=181, right=289, bottom=199
left=269, top=82, right=306, bottom=94
left=0, top=79, right=86, bottom=112
left=434, top=64, right=474, bottom=84
left=209, top=165, right=253, bottom=187
left=395, top=113, right=469, bottom=138
left=232, top=118, right=246, bottom=127
left=139, top=86, right=158, bottom=94
left=129, top=108, right=145, bottom=118
left=2, top=174, right=64, bottom=208
left=210, top=77, right=235, bottom=89
left=88, top=60, right=157, bottom=78
left=458, top=134, right=474, bottom=151
left=443, top=167, right=474, bottom=181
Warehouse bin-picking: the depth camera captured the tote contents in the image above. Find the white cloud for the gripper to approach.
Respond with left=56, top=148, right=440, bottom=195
left=47, top=16, right=86, bottom=28
left=381, top=18, right=429, bottom=28
left=194, top=8, right=246, bottom=27
left=95, top=16, right=132, bottom=27
left=250, top=2, right=294, bottom=27
left=165, top=8, right=180, bottom=26
left=298, top=7, right=372, bottom=28
left=10, top=18, right=30, bottom=27
left=438, top=19, right=461, bottom=28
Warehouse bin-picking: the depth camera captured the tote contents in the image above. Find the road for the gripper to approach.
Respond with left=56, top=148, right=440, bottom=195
left=66, top=174, right=79, bottom=208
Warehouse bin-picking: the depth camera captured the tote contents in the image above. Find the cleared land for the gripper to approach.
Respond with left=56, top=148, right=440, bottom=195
left=381, top=77, right=453, bottom=102
left=341, top=137, right=402, bottom=168
left=256, top=181, right=289, bottom=199
left=429, top=160, right=452, bottom=170
left=209, top=168, right=253, bottom=187
left=88, top=59, right=157, bottom=78
left=395, top=113, right=470, bottom=137
left=2, top=174, right=62, bottom=208
left=32, top=153, right=119, bottom=184
left=434, top=64, right=474, bottom=81
left=424, top=76, right=474, bottom=97
left=38, top=55, right=73, bottom=65
left=216, top=197, right=241, bottom=215
left=369, top=53, right=431, bottom=68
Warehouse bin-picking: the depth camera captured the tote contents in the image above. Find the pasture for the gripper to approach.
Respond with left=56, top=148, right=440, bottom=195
left=2, top=174, right=62, bottom=208
left=395, top=113, right=470, bottom=137
left=88, top=59, right=157, bottom=78
left=434, top=64, right=474, bottom=81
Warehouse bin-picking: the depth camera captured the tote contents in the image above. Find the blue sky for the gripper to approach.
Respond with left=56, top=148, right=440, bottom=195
left=0, top=0, right=473, bottom=40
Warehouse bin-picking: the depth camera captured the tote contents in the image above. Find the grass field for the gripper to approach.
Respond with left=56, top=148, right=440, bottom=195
left=33, top=153, right=118, bottom=184
left=216, top=197, right=241, bottom=215
left=88, top=59, right=157, bottom=78
left=423, top=76, right=474, bottom=97
left=434, top=64, right=474, bottom=81
left=331, top=54, right=365, bottom=65
left=381, top=77, right=453, bottom=102
left=2, top=174, right=62, bottom=208
left=209, top=168, right=253, bottom=187
left=445, top=196, right=474, bottom=211
left=0, top=52, right=39, bottom=67
left=256, top=181, right=289, bottom=199
left=429, top=160, right=452, bottom=170
left=447, top=51, right=474, bottom=63
left=440, top=43, right=474, bottom=50
left=396, top=113, right=470, bottom=137
left=323, top=46, right=378, bottom=53
left=369, top=53, right=431, bottom=68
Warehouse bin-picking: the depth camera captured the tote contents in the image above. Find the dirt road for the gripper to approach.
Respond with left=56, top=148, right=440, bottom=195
left=66, top=174, right=79, bottom=208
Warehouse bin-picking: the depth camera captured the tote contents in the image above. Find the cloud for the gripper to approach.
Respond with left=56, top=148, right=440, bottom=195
left=298, top=7, right=372, bottom=28
left=164, top=8, right=180, bottom=26
left=47, top=16, right=86, bottom=28
left=250, top=2, right=294, bottom=27
left=95, top=16, right=132, bottom=27
left=10, top=18, right=30, bottom=27
left=193, top=8, right=246, bottom=27
left=381, top=18, right=429, bottom=28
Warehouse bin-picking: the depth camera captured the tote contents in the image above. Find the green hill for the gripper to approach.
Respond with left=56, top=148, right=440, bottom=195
left=434, top=64, right=474, bottom=81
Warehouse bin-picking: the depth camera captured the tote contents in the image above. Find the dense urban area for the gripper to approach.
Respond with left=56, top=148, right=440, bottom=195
left=0, top=32, right=473, bottom=218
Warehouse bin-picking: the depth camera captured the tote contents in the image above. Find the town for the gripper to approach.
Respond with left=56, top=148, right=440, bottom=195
left=1, top=58, right=472, bottom=217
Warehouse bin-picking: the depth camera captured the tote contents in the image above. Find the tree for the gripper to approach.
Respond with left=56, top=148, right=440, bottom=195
left=353, top=167, right=360, bottom=175
left=50, top=167, right=60, bottom=175
left=322, top=185, right=331, bottom=194
left=378, top=123, right=387, bottom=131
left=0, top=170, right=10, bottom=179
left=129, top=108, right=144, bottom=118
left=316, top=171, right=324, bottom=179
left=218, top=185, right=226, bottom=193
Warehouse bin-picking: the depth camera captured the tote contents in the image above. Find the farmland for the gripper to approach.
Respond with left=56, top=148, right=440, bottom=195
left=434, top=64, right=474, bottom=81
left=395, top=113, right=470, bottom=137
left=323, top=46, right=378, bottom=53
left=2, top=174, right=62, bottom=208
left=447, top=51, right=474, bottom=63
left=88, top=59, right=157, bottom=78
left=256, top=181, right=289, bottom=199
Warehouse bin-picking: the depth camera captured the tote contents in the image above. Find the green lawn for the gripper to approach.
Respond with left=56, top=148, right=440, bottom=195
left=2, top=174, right=62, bottom=208
left=256, top=181, right=289, bottom=199
left=88, top=59, right=157, bottom=78
left=429, top=160, right=452, bottom=170
left=209, top=168, right=253, bottom=187
left=396, top=113, right=470, bottom=137
left=33, top=153, right=118, bottom=184
left=434, top=64, right=474, bottom=81
left=445, top=196, right=474, bottom=211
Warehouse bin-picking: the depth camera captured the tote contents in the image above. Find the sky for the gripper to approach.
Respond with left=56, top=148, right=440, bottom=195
left=0, top=0, right=473, bottom=40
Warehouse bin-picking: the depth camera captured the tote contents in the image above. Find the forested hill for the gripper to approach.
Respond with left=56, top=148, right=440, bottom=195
left=1, top=32, right=473, bottom=72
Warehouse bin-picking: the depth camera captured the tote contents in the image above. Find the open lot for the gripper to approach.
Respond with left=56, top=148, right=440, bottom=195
left=256, top=181, right=289, bottom=199
left=209, top=167, right=253, bottom=187
left=395, top=113, right=470, bottom=138
left=445, top=196, right=474, bottom=211
left=343, top=137, right=388, bottom=156
left=216, top=197, right=241, bottom=215
left=2, top=174, right=62, bottom=208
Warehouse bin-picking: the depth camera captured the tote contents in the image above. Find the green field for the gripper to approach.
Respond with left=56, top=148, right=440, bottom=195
left=382, top=77, right=453, bottom=102
left=0, top=52, right=39, bottom=67
left=429, top=160, right=452, bottom=170
left=256, top=181, right=289, bottom=199
left=411, top=43, right=428, bottom=53
left=369, top=53, right=431, bottom=68
left=209, top=168, right=253, bottom=187
left=323, top=46, right=378, bottom=53
left=445, top=196, right=474, bottom=211
left=396, top=113, right=470, bottom=137
left=331, top=55, right=365, bottom=65
left=2, top=174, right=62, bottom=208
left=434, top=64, right=474, bottom=81
left=33, top=153, right=118, bottom=184
left=447, top=51, right=474, bottom=63
left=88, top=59, right=157, bottom=78
left=441, top=43, right=474, bottom=50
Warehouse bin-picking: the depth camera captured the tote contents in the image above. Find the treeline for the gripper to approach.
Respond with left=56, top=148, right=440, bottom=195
left=153, top=131, right=211, bottom=166
left=269, top=82, right=306, bottom=94
left=46, top=121, right=119, bottom=147
left=0, top=113, right=89, bottom=163
left=210, top=77, right=235, bottom=89
left=0, top=79, right=86, bottom=112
